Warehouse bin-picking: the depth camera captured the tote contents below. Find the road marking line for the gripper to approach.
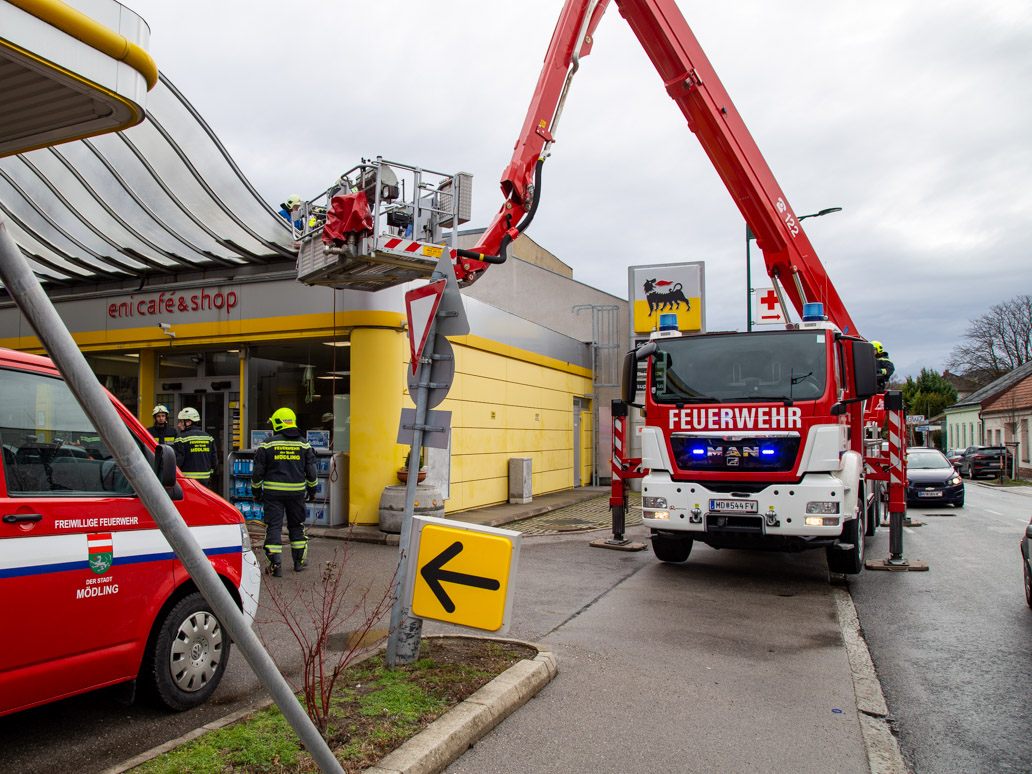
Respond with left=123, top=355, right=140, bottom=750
left=986, top=509, right=1002, bottom=515
left=904, top=527, right=915, bottom=534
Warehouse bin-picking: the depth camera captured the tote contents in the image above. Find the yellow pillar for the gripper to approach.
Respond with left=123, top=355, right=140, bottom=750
left=349, top=327, right=407, bottom=525
left=137, top=349, right=156, bottom=425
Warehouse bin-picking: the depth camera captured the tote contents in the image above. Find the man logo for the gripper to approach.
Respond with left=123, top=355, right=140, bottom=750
left=87, top=532, right=114, bottom=575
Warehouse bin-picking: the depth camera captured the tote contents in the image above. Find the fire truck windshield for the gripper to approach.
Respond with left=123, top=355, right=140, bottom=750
left=651, top=331, right=828, bottom=404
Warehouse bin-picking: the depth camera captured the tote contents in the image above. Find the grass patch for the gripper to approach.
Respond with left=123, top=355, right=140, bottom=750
left=134, top=637, right=534, bottom=773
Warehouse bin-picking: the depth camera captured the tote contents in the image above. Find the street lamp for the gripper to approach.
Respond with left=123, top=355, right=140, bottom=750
left=746, top=207, right=842, bottom=331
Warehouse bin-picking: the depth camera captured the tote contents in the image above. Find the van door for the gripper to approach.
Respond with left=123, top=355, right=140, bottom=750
left=0, top=367, right=175, bottom=715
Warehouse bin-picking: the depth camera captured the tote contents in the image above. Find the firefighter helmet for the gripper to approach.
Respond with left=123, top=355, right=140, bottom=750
left=152, top=404, right=170, bottom=417
left=285, top=194, right=301, bottom=209
left=178, top=407, right=201, bottom=423
left=270, top=407, right=297, bottom=432
left=871, top=341, right=885, bottom=355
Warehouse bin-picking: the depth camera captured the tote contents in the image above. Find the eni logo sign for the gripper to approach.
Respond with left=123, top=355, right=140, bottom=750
left=107, top=289, right=239, bottom=319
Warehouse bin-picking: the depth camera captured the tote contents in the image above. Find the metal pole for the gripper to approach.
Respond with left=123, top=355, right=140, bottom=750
left=0, top=220, right=343, bottom=774
left=745, top=224, right=753, bottom=332
left=386, top=286, right=442, bottom=667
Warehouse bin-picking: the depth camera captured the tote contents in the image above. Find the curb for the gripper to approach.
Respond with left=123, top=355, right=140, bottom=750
left=105, top=637, right=556, bottom=774
left=365, top=637, right=557, bottom=774
left=832, top=588, right=909, bottom=774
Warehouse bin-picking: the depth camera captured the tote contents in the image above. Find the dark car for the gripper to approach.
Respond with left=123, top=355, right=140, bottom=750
left=959, top=445, right=1013, bottom=479
left=906, top=448, right=965, bottom=507
left=1022, top=517, right=1032, bottom=608
left=946, top=448, right=964, bottom=468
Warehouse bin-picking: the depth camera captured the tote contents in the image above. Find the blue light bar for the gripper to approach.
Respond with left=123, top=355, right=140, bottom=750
left=691, top=447, right=706, bottom=456
left=761, top=447, right=776, bottom=456
left=659, top=313, right=679, bottom=331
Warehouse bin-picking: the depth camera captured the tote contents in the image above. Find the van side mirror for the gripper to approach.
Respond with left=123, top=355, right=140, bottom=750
left=851, top=341, right=878, bottom=399
left=153, top=444, right=177, bottom=488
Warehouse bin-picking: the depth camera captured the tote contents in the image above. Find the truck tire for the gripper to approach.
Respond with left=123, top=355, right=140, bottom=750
left=827, top=506, right=865, bottom=575
left=145, top=592, right=230, bottom=711
left=651, top=533, right=693, bottom=563
left=865, top=486, right=881, bottom=537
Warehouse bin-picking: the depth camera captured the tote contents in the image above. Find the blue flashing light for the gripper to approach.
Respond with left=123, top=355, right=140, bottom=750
left=658, top=313, right=679, bottom=331
left=760, top=447, right=776, bottom=457
left=802, top=302, right=825, bottom=321
left=691, top=447, right=706, bottom=456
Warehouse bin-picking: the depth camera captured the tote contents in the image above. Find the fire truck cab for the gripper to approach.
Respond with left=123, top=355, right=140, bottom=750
left=0, top=347, right=261, bottom=717
left=627, top=306, right=880, bottom=573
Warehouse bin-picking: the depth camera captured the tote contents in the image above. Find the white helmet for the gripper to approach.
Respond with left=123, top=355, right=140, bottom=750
left=152, top=404, right=170, bottom=416
left=178, top=407, right=201, bottom=423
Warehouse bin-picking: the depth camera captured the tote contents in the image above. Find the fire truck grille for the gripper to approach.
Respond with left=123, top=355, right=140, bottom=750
left=671, top=435, right=800, bottom=472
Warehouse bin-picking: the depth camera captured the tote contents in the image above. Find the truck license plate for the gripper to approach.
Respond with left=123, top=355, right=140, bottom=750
left=709, top=499, right=758, bottom=513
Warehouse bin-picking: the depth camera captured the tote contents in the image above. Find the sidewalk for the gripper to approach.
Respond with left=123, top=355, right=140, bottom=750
left=306, top=486, right=613, bottom=544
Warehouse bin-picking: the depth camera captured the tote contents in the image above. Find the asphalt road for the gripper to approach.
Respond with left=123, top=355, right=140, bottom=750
left=851, top=481, right=1032, bottom=773
left=0, top=524, right=871, bottom=774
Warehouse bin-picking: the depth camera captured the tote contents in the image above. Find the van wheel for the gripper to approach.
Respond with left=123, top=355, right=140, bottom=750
left=652, top=534, right=693, bottom=563
left=145, top=592, right=230, bottom=711
left=827, top=504, right=865, bottom=575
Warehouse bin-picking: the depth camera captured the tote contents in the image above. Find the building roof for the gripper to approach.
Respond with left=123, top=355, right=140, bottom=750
left=0, top=73, right=294, bottom=289
left=949, top=360, right=1032, bottom=409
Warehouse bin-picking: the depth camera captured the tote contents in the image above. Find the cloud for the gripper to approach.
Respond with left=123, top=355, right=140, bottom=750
left=127, top=0, right=1032, bottom=377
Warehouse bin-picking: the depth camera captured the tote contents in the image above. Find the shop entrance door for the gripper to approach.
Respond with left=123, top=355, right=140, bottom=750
left=157, top=376, right=238, bottom=495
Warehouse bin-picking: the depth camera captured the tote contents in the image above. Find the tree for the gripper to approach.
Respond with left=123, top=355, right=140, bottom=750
left=902, top=368, right=958, bottom=419
left=947, top=294, right=1032, bottom=385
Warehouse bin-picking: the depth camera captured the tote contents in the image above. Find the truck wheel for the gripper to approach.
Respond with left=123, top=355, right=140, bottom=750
left=827, top=506, right=865, bottom=575
left=865, top=487, right=880, bottom=537
left=651, top=534, right=693, bottom=563
left=145, top=592, right=230, bottom=711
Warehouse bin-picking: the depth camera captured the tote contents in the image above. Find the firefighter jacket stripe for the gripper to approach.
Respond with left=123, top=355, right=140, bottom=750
left=147, top=424, right=177, bottom=445
left=0, top=524, right=242, bottom=580
left=251, top=431, right=318, bottom=495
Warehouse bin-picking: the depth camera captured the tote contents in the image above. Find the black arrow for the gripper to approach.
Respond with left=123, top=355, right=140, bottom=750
left=420, top=540, right=501, bottom=613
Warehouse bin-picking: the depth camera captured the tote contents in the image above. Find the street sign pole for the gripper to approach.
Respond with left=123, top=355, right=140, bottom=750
left=386, top=314, right=436, bottom=667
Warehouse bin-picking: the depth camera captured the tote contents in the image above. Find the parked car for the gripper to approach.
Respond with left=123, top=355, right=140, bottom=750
left=945, top=448, right=965, bottom=468
left=958, top=445, right=1013, bottom=478
left=906, top=448, right=965, bottom=507
left=1022, top=517, right=1032, bottom=608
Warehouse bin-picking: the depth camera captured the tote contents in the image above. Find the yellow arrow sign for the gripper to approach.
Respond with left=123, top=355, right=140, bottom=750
left=410, top=519, right=519, bottom=632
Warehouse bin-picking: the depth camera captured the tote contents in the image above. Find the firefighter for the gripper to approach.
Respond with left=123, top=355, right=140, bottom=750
left=148, top=404, right=177, bottom=445
left=251, top=407, right=317, bottom=576
left=173, top=407, right=217, bottom=487
left=872, top=341, right=895, bottom=391
left=278, top=194, right=304, bottom=230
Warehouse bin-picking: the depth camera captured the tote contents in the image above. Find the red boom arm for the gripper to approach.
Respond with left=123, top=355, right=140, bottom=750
left=459, top=0, right=857, bottom=335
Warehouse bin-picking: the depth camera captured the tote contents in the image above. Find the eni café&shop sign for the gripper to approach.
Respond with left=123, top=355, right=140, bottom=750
left=107, top=289, right=239, bottom=319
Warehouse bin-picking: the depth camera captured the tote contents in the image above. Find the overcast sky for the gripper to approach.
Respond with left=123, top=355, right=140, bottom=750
left=125, top=0, right=1032, bottom=378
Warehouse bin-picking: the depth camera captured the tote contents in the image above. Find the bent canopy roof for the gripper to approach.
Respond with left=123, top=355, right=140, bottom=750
left=0, top=73, right=295, bottom=288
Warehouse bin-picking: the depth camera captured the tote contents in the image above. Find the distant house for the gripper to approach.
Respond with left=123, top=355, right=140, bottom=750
left=942, top=370, right=980, bottom=401
left=944, top=361, right=1032, bottom=476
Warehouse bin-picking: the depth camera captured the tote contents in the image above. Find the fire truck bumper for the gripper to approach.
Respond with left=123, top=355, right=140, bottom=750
left=639, top=473, right=853, bottom=545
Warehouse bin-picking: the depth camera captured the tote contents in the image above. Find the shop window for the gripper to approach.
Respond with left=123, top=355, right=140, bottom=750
left=0, top=368, right=136, bottom=496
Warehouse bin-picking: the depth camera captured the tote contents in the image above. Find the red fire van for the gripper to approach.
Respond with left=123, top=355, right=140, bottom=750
left=0, top=348, right=261, bottom=716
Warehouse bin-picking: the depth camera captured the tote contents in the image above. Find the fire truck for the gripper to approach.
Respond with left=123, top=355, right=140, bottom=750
left=305, top=1, right=907, bottom=573
left=448, top=0, right=905, bottom=574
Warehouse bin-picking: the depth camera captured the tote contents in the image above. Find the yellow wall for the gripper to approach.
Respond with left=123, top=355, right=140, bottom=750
left=580, top=401, right=593, bottom=486
left=349, top=327, right=408, bottom=525
left=419, top=335, right=593, bottom=513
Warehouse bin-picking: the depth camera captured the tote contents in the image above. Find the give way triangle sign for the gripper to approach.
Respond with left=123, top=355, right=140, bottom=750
left=405, top=280, right=446, bottom=374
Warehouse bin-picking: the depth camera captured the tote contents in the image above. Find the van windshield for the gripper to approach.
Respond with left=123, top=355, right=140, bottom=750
left=651, top=331, right=828, bottom=403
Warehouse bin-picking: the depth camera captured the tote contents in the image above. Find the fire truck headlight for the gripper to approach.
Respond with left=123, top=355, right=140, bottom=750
left=805, top=516, right=841, bottom=527
left=806, top=501, right=840, bottom=515
left=647, top=510, right=670, bottom=520
left=643, top=496, right=668, bottom=509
